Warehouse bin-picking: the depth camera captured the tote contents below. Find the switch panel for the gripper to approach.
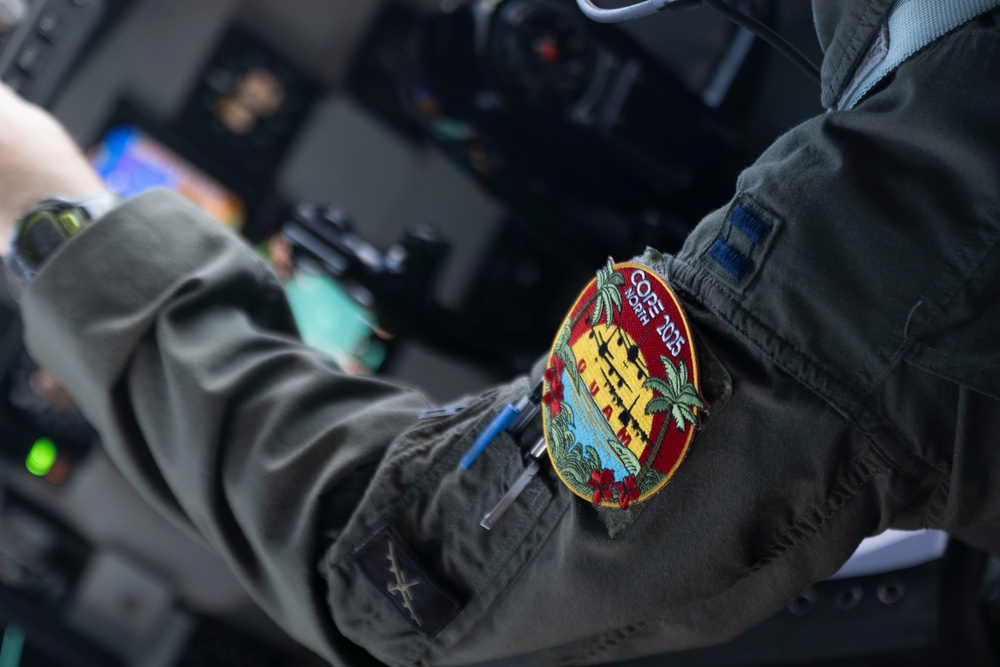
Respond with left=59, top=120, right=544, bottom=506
left=0, top=0, right=103, bottom=107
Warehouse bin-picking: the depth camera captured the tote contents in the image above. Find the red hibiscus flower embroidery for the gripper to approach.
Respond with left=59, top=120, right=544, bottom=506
left=542, top=355, right=565, bottom=416
left=613, top=474, right=640, bottom=510
left=588, top=468, right=616, bottom=505
left=547, top=355, right=565, bottom=376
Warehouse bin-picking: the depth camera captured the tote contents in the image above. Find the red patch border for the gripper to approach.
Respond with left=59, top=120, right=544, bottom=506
left=542, top=261, right=701, bottom=508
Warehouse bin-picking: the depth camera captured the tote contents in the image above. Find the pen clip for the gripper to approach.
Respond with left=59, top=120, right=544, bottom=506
left=481, top=438, right=548, bottom=531
left=419, top=402, right=469, bottom=419
left=508, top=380, right=544, bottom=436
left=459, top=392, right=533, bottom=470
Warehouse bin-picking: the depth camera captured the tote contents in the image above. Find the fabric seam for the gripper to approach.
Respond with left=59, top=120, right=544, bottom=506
left=334, top=387, right=560, bottom=663
left=668, top=261, right=953, bottom=483
left=907, top=351, right=1000, bottom=402
left=420, top=496, right=573, bottom=666
left=829, top=0, right=881, bottom=103
left=670, top=258, right=862, bottom=412
left=570, top=451, right=884, bottom=662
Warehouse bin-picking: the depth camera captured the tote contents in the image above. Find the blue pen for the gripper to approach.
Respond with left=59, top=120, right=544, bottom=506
left=459, top=395, right=532, bottom=470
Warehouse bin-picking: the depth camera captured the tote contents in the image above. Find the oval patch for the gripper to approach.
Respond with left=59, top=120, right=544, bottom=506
left=542, top=260, right=702, bottom=509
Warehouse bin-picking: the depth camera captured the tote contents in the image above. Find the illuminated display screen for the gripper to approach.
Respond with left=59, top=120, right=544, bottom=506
left=283, top=273, right=386, bottom=374
left=90, top=123, right=385, bottom=374
left=89, top=124, right=246, bottom=230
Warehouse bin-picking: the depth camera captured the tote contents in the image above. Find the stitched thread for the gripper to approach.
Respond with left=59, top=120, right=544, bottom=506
left=707, top=238, right=750, bottom=280
left=908, top=353, right=1000, bottom=401
left=728, top=203, right=770, bottom=244
left=705, top=201, right=774, bottom=283
left=425, top=498, right=572, bottom=666
left=878, top=210, right=1000, bottom=392
left=855, top=404, right=950, bottom=478
left=903, top=300, right=924, bottom=339
left=337, top=383, right=566, bottom=666
left=668, top=261, right=949, bottom=482
left=830, top=0, right=883, bottom=99
left=682, top=199, right=1000, bottom=419
left=671, top=260, right=862, bottom=410
left=573, top=453, right=885, bottom=662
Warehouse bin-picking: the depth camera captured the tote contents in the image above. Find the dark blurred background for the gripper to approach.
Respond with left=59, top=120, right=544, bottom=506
left=0, top=1, right=995, bottom=665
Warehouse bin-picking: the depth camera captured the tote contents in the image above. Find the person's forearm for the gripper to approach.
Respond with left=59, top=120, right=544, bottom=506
left=21, top=189, right=432, bottom=663
left=0, top=83, right=106, bottom=252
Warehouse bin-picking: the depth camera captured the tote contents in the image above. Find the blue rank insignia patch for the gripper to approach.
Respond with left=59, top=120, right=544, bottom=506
left=542, top=260, right=703, bottom=509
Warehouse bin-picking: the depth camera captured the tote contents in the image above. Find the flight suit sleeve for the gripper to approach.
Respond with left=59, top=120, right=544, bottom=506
left=313, top=13, right=1000, bottom=666
left=17, top=14, right=1000, bottom=667
left=19, top=189, right=435, bottom=665
left=18, top=186, right=880, bottom=667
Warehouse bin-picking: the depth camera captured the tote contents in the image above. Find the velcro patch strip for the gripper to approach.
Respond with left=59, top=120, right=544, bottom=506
left=353, top=525, right=462, bottom=637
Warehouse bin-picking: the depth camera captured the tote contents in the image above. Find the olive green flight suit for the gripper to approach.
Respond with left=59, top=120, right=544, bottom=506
left=18, top=2, right=1000, bottom=665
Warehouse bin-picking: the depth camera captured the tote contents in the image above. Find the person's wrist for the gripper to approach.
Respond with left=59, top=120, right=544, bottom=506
left=3, top=192, right=121, bottom=301
left=0, top=82, right=106, bottom=253
left=1, top=187, right=110, bottom=258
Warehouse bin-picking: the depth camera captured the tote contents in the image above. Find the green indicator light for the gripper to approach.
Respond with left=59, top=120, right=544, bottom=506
left=25, top=438, right=57, bottom=477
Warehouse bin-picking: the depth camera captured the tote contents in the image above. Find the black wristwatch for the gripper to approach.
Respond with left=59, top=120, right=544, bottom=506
left=5, top=192, right=121, bottom=299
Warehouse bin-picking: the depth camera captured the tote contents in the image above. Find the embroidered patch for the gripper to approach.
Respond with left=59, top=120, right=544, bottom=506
left=353, top=526, right=462, bottom=637
left=703, top=197, right=778, bottom=289
left=542, top=260, right=702, bottom=510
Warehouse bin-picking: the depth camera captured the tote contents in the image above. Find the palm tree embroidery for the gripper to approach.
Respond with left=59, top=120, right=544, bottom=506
left=568, top=259, right=625, bottom=333
left=591, top=260, right=625, bottom=329
left=555, top=259, right=626, bottom=374
left=636, top=355, right=704, bottom=485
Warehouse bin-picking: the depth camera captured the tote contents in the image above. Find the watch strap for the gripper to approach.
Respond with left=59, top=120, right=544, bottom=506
left=4, top=192, right=122, bottom=300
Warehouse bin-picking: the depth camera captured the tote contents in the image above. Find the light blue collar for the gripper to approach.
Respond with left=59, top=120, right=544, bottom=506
left=839, top=0, right=1000, bottom=110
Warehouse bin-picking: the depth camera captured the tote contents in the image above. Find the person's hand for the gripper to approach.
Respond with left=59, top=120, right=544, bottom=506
left=0, top=83, right=105, bottom=254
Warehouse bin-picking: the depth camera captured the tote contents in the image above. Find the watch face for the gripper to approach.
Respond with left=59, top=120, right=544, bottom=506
left=12, top=201, right=89, bottom=276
